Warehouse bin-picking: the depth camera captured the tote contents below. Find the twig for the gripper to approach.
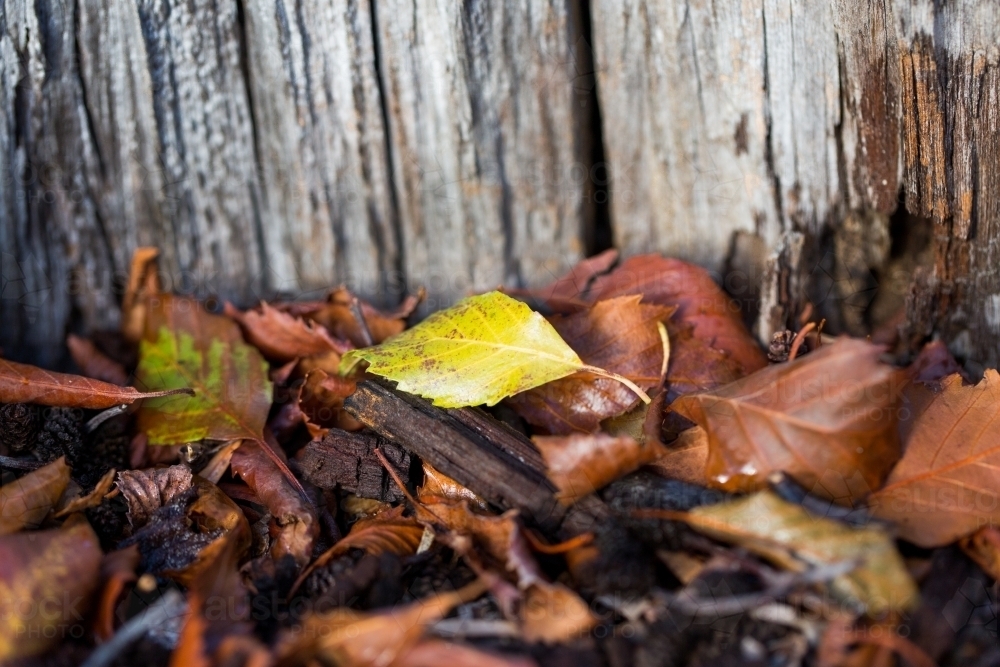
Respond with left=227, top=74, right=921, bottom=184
left=79, top=590, right=186, bottom=667
left=657, top=322, right=671, bottom=385
left=788, top=322, right=816, bottom=362
left=85, top=403, right=131, bottom=433
left=0, top=455, right=45, bottom=471
left=349, top=296, right=375, bottom=347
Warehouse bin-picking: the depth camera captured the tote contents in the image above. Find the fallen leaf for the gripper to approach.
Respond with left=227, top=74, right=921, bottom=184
left=305, top=287, right=420, bottom=347
left=231, top=438, right=317, bottom=568
left=587, top=254, right=768, bottom=373
left=0, top=358, right=190, bottom=409
left=672, top=338, right=904, bottom=503
left=225, top=301, right=349, bottom=362
left=646, top=426, right=710, bottom=487
left=908, top=340, right=965, bottom=385
left=506, top=296, right=672, bottom=433
left=54, top=467, right=117, bottom=517
left=136, top=295, right=273, bottom=445
left=122, top=247, right=162, bottom=343
left=277, top=579, right=487, bottom=667
left=677, top=491, right=918, bottom=615
left=66, top=334, right=129, bottom=385
left=297, top=369, right=358, bottom=438
left=959, top=526, right=1000, bottom=581
left=869, top=371, right=1000, bottom=547
left=396, top=639, right=537, bottom=667
left=521, top=581, right=596, bottom=643
left=0, top=517, right=103, bottom=661
left=506, top=248, right=619, bottom=314
left=663, top=321, right=746, bottom=400
left=532, top=433, right=665, bottom=504
left=118, top=466, right=250, bottom=586
left=292, top=505, right=423, bottom=595
left=0, top=457, right=71, bottom=534
left=418, top=464, right=488, bottom=509
left=342, top=291, right=648, bottom=408
left=93, top=546, right=140, bottom=641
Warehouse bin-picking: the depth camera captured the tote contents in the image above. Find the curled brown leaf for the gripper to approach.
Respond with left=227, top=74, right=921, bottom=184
left=0, top=457, right=71, bottom=534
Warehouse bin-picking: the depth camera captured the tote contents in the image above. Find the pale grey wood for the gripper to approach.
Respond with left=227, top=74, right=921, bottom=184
left=373, top=0, right=587, bottom=309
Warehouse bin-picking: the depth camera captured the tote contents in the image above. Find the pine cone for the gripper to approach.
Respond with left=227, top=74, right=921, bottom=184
left=35, top=407, right=84, bottom=463
left=76, top=418, right=129, bottom=488
left=0, top=403, right=40, bottom=454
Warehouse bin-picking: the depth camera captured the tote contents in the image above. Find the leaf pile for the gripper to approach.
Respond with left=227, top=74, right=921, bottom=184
left=0, top=248, right=997, bottom=667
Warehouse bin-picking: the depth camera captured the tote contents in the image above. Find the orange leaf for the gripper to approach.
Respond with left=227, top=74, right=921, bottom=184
left=506, top=296, right=672, bottom=433
left=533, top=433, right=665, bottom=504
left=66, top=334, right=129, bottom=385
left=122, top=247, right=162, bottom=343
left=672, top=338, right=904, bottom=503
left=870, top=371, right=1000, bottom=546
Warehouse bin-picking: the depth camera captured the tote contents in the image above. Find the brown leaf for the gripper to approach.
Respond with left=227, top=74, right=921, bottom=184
left=117, top=465, right=194, bottom=530
left=908, top=340, right=965, bottom=385
left=93, top=546, right=140, bottom=641
left=231, top=438, right=318, bottom=567
left=225, top=301, right=350, bottom=362
left=0, top=358, right=190, bottom=409
left=0, top=457, right=71, bottom=534
left=278, top=579, right=487, bottom=667
left=663, top=321, right=746, bottom=400
left=506, top=296, right=672, bottom=433
left=292, top=505, right=423, bottom=596
left=122, top=247, right=162, bottom=343
left=418, top=464, right=488, bottom=509
left=506, top=248, right=619, bottom=314
left=672, top=338, right=904, bottom=503
left=297, top=369, right=358, bottom=438
left=54, top=467, right=117, bottom=518
left=870, top=371, right=1000, bottom=547
left=0, top=517, right=103, bottom=661
left=533, top=433, right=665, bottom=504
left=521, top=581, right=597, bottom=643
left=587, top=254, right=768, bottom=373
left=646, top=426, right=710, bottom=486
left=303, top=287, right=421, bottom=348
left=66, top=334, right=129, bottom=385
left=395, top=639, right=537, bottom=667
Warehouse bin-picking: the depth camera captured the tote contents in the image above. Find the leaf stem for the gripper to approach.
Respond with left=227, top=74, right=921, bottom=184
left=580, top=365, right=651, bottom=404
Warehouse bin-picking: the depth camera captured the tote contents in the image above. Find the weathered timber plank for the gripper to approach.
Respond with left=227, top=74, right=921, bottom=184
left=343, top=380, right=608, bottom=536
left=297, top=429, right=410, bottom=502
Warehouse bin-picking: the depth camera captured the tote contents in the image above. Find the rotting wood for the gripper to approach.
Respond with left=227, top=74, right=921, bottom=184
left=343, top=380, right=609, bottom=537
left=297, top=430, right=411, bottom=503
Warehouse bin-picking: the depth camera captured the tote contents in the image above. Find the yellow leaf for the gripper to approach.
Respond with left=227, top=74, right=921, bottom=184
left=684, top=491, right=918, bottom=615
left=341, top=291, right=648, bottom=408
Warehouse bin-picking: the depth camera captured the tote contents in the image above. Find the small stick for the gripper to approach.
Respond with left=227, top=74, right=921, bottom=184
left=788, top=322, right=816, bottom=362
left=657, top=322, right=671, bottom=385
left=580, top=365, right=651, bottom=404
left=85, top=403, right=131, bottom=433
left=349, top=296, right=375, bottom=347
left=0, top=455, right=45, bottom=471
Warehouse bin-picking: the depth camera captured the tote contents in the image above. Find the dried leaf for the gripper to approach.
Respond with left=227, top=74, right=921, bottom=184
left=93, top=546, right=140, bottom=641
left=278, top=579, right=487, bottom=667
left=231, top=438, right=317, bottom=567
left=136, top=295, right=273, bottom=445
left=533, top=433, right=665, bottom=504
left=305, top=287, right=420, bottom=347
left=67, top=334, right=129, bottom=385
left=0, top=358, right=189, bottom=409
left=54, top=467, right=116, bottom=518
left=681, top=491, right=918, bottom=614
left=297, top=369, right=358, bottom=438
left=959, top=526, right=1000, bottom=581
left=506, top=248, right=619, bottom=314
left=225, top=301, right=349, bottom=362
left=342, top=291, right=647, bottom=408
left=587, top=254, right=768, bottom=373
left=418, top=464, right=488, bottom=509
left=395, top=639, right=537, bottom=667
left=869, top=371, right=1000, bottom=547
left=521, top=581, right=597, bottom=643
left=647, top=426, right=710, bottom=486
left=672, top=338, right=904, bottom=503
left=506, top=296, right=672, bottom=433
left=292, top=505, right=423, bottom=596
left=122, top=247, right=162, bottom=343
left=117, top=465, right=194, bottom=529
left=0, top=517, right=103, bottom=661
left=0, top=457, right=71, bottom=534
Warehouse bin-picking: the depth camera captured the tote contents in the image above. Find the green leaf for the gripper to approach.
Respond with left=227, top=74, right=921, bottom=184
left=684, top=491, right=918, bottom=615
left=341, top=291, right=648, bottom=408
left=136, top=296, right=273, bottom=445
